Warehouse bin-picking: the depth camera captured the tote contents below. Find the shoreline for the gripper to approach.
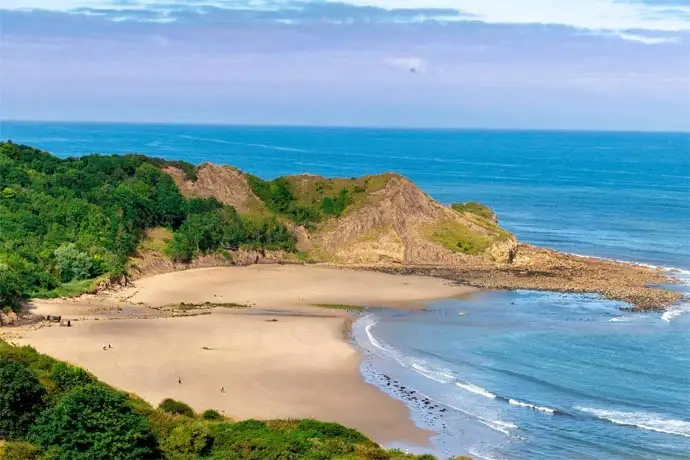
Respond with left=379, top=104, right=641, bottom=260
left=7, top=265, right=478, bottom=450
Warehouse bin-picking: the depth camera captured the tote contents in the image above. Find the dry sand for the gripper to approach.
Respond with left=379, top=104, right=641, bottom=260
left=16, top=265, right=477, bottom=446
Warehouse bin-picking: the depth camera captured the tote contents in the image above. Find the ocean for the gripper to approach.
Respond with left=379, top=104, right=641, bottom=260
left=3, top=121, right=689, bottom=460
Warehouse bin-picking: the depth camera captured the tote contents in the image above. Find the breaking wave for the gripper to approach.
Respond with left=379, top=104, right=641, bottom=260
left=576, top=407, right=690, bottom=438
left=456, top=382, right=497, bottom=399
left=508, top=398, right=556, bottom=414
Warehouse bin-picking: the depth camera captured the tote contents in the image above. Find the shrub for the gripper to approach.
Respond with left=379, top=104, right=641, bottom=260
left=0, top=441, right=41, bottom=460
left=159, top=398, right=195, bottom=417
left=0, top=359, right=46, bottom=440
left=50, top=362, right=94, bottom=391
left=30, top=384, right=158, bottom=460
left=202, top=409, right=222, bottom=421
left=160, top=421, right=212, bottom=460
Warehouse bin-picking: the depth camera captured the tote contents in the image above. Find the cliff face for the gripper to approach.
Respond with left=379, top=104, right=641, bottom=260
left=305, top=175, right=516, bottom=265
left=164, top=167, right=517, bottom=265
left=165, top=164, right=264, bottom=213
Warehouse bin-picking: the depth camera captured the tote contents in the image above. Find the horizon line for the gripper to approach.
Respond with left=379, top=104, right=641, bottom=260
left=2, top=118, right=689, bottom=135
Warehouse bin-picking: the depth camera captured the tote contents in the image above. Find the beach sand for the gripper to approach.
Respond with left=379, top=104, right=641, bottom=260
left=16, top=265, right=477, bottom=446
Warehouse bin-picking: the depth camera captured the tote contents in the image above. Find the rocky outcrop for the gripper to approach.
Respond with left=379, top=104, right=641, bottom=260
left=164, top=164, right=264, bottom=213
left=155, top=163, right=679, bottom=311
left=309, top=175, right=514, bottom=265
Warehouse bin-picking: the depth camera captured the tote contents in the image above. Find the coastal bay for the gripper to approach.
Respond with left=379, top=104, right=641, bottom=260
left=11, top=265, right=477, bottom=448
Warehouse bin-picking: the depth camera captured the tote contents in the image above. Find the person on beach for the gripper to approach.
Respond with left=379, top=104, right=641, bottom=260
left=221, top=386, right=225, bottom=393
left=178, top=377, right=182, bottom=384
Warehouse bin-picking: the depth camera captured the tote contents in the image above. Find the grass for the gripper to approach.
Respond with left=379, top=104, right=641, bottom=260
left=138, top=227, right=173, bottom=252
left=312, top=303, right=366, bottom=311
left=451, top=202, right=496, bottom=221
left=31, top=277, right=102, bottom=299
left=425, top=221, right=495, bottom=256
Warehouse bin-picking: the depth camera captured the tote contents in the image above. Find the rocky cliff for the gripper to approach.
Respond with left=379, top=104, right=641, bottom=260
left=161, top=165, right=680, bottom=311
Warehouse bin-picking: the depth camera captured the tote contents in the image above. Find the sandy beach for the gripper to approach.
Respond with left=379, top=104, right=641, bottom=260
left=14, top=265, right=476, bottom=446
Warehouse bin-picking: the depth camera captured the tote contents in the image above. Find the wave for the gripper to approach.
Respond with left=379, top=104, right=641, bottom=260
left=364, top=319, right=389, bottom=353
left=479, top=419, right=518, bottom=436
left=456, top=382, right=496, bottom=399
left=661, top=302, right=690, bottom=322
left=174, top=134, right=309, bottom=153
left=575, top=406, right=690, bottom=438
left=608, top=316, right=636, bottom=322
left=410, top=360, right=455, bottom=384
left=508, top=398, right=555, bottom=414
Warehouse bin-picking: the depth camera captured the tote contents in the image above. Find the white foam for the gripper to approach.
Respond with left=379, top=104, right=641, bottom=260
left=468, top=448, right=505, bottom=460
left=609, top=316, right=636, bottom=322
left=410, top=360, right=455, bottom=384
left=508, top=398, right=555, bottom=414
left=456, top=382, right=497, bottom=399
left=661, top=303, right=690, bottom=322
left=364, top=320, right=388, bottom=353
left=576, top=407, right=690, bottom=438
left=479, top=419, right=518, bottom=436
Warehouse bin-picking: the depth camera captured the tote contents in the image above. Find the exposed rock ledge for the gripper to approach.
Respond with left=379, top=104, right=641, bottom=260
left=345, top=244, right=681, bottom=312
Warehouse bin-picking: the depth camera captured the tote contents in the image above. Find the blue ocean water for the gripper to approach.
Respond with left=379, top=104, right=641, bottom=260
left=3, top=121, right=690, bottom=459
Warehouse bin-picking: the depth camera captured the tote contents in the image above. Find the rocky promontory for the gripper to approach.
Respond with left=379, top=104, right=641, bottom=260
left=162, top=163, right=681, bottom=312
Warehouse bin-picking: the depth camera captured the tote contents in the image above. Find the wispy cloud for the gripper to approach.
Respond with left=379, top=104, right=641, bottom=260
left=4, top=0, right=690, bottom=37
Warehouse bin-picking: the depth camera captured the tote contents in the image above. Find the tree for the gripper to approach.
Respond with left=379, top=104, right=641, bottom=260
left=0, top=359, right=46, bottom=440
left=53, top=243, right=93, bottom=282
left=29, top=384, right=159, bottom=460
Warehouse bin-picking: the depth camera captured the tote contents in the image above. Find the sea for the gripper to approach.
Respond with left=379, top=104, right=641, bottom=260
left=2, top=121, right=689, bottom=460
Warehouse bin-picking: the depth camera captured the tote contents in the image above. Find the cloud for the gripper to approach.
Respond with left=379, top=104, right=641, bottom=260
left=614, top=32, right=679, bottom=44
left=3, top=0, right=690, bottom=38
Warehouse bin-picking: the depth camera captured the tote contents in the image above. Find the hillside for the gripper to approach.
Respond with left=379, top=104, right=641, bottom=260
left=164, top=165, right=516, bottom=265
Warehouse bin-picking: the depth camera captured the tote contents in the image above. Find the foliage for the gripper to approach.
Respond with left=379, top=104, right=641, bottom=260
left=50, top=362, right=95, bottom=392
left=159, top=398, right=195, bottom=417
left=0, top=339, right=443, bottom=460
left=202, top=409, right=223, bottom=421
left=0, top=441, right=41, bottom=460
left=160, top=420, right=212, bottom=459
left=0, top=360, right=46, bottom=440
left=0, top=141, right=295, bottom=307
left=29, top=384, right=159, bottom=460
left=425, top=221, right=494, bottom=255
left=451, top=202, right=496, bottom=222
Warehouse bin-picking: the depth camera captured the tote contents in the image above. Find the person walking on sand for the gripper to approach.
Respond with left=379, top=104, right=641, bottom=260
left=221, top=386, right=225, bottom=393
left=178, top=377, right=182, bottom=384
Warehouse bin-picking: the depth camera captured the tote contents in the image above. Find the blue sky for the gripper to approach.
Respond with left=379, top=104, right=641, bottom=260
left=2, top=1, right=689, bottom=130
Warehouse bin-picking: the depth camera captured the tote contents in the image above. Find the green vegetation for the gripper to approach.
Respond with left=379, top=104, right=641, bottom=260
left=245, top=173, right=393, bottom=228
left=0, top=141, right=295, bottom=311
left=425, top=221, right=496, bottom=255
left=159, top=398, right=195, bottom=417
left=0, top=339, right=446, bottom=459
left=451, top=202, right=496, bottom=222
left=313, top=303, right=366, bottom=311
left=201, top=409, right=222, bottom=421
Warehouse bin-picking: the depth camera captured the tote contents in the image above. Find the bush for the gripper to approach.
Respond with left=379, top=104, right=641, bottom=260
left=160, top=421, right=212, bottom=459
left=202, top=409, right=222, bottom=421
left=50, top=362, right=94, bottom=392
left=0, top=359, right=46, bottom=440
left=29, top=384, right=158, bottom=460
left=0, top=441, right=41, bottom=460
left=159, top=398, right=195, bottom=417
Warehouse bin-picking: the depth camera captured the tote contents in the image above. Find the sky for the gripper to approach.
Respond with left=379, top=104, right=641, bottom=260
left=1, top=1, right=689, bottom=130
